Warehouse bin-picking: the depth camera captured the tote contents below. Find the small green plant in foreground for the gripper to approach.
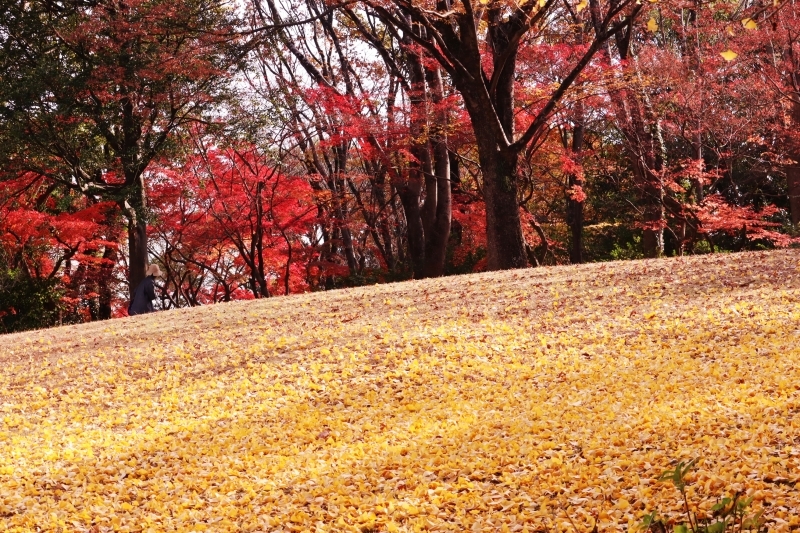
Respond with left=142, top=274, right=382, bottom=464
left=639, top=459, right=767, bottom=533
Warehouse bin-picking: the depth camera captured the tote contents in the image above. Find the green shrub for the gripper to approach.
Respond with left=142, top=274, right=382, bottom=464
left=0, top=266, right=64, bottom=333
left=639, top=460, right=767, bottom=533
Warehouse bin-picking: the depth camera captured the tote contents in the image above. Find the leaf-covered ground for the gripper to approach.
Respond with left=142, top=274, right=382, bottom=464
left=2, top=251, right=800, bottom=532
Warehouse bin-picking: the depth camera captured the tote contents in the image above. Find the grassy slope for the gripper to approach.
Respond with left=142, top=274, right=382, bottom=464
left=1, top=250, right=800, bottom=532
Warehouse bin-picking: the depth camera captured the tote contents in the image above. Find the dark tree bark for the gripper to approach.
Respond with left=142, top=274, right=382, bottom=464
left=338, top=12, right=453, bottom=278
left=125, top=179, right=149, bottom=299
left=98, top=244, right=118, bottom=320
left=788, top=99, right=800, bottom=225
left=788, top=167, right=800, bottom=225
left=449, top=6, right=530, bottom=270
left=422, top=63, right=452, bottom=278
left=565, top=108, right=585, bottom=264
left=401, top=33, right=432, bottom=279
left=364, top=0, right=642, bottom=270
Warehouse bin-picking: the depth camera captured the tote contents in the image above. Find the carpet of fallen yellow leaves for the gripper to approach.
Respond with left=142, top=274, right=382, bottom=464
left=2, top=251, right=800, bottom=533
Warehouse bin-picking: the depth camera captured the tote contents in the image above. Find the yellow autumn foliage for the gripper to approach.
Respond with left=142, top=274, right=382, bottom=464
left=1, top=250, right=800, bottom=532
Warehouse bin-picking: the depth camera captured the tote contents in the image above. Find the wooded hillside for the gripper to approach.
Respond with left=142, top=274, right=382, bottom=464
left=1, top=250, right=799, bottom=531
left=2, top=0, right=800, bottom=331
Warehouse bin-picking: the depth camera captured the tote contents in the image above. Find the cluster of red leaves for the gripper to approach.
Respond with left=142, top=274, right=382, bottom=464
left=695, top=195, right=798, bottom=247
left=148, top=145, right=318, bottom=303
left=0, top=175, right=119, bottom=320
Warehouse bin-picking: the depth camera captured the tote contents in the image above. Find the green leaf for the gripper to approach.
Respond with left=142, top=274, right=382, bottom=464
left=712, top=498, right=731, bottom=512
left=743, top=510, right=765, bottom=529
left=639, top=512, right=657, bottom=530
left=658, top=467, right=676, bottom=482
left=737, top=496, right=754, bottom=510
left=674, top=524, right=689, bottom=533
left=707, top=521, right=726, bottom=533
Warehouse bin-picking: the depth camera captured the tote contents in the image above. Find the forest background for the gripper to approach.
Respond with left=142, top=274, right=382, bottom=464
left=1, top=0, right=799, bottom=332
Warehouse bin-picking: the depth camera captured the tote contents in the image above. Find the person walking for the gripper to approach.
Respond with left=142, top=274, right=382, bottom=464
left=128, top=264, right=162, bottom=316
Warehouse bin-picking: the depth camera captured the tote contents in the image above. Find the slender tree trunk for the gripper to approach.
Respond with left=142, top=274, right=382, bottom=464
left=607, top=80, right=665, bottom=258
left=788, top=166, right=800, bottom=226
left=788, top=99, right=800, bottom=225
left=367, top=166, right=397, bottom=271
left=636, top=56, right=667, bottom=258
left=399, top=185, right=426, bottom=279
left=126, top=178, right=148, bottom=300
left=98, top=245, right=117, bottom=320
left=333, top=145, right=359, bottom=275
left=340, top=229, right=358, bottom=273
left=399, top=28, right=431, bottom=278
left=324, top=227, right=337, bottom=289
left=639, top=162, right=665, bottom=258
left=253, top=181, right=271, bottom=297
left=377, top=81, right=399, bottom=272
left=423, top=63, right=451, bottom=278
left=606, top=33, right=665, bottom=258
left=688, top=1, right=704, bottom=206
left=391, top=190, right=407, bottom=267
left=566, top=106, right=586, bottom=264
left=409, top=33, right=436, bottom=249
left=692, top=134, right=704, bottom=204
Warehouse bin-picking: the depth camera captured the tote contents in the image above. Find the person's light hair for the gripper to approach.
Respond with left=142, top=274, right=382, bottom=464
left=146, top=264, right=162, bottom=277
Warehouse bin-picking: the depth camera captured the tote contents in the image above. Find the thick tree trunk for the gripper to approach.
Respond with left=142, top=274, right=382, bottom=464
left=355, top=0, right=640, bottom=273
left=483, top=12, right=528, bottom=270
left=480, top=148, right=528, bottom=270
left=447, top=14, right=528, bottom=271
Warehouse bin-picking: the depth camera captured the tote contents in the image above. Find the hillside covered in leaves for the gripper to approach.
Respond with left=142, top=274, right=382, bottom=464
left=1, top=250, right=800, bottom=532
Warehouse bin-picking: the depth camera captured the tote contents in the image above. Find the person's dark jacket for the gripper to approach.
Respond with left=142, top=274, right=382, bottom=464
left=128, top=275, right=156, bottom=316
